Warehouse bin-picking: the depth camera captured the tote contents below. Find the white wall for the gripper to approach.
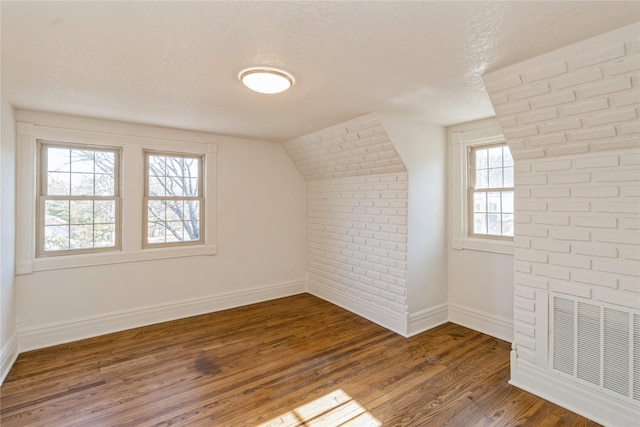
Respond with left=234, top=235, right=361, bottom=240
left=13, top=112, right=308, bottom=351
left=447, top=118, right=515, bottom=342
left=378, top=114, right=448, bottom=335
left=484, top=23, right=640, bottom=426
left=0, top=98, right=18, bottom=383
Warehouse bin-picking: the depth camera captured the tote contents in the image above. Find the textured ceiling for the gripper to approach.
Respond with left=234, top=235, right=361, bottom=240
left=1, top=1, right=638, bottom=142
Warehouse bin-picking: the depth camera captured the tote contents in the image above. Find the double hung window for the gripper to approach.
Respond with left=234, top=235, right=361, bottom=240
left=469, top=143, right=514, bottom=238
left=38, top=143, right=120, bottom=256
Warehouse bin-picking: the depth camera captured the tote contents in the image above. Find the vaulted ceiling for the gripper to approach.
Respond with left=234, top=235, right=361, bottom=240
left=2, top=1, right=638, bottom=142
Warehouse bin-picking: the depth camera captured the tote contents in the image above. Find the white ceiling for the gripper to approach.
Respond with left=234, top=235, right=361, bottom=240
left=2, top=1, right=638, bottom=142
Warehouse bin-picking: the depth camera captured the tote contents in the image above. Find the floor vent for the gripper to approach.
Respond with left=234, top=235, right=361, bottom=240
left=552, top=295, right=640, bottom=403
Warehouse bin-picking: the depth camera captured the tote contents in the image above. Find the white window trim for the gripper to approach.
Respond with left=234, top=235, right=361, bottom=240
left=16, top=120, right=217, bottom=275
left=450, top=124, right=514, bottom=255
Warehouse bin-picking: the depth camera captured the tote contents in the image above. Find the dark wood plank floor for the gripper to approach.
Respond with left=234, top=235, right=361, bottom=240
left=1, top=294, right=599, bottom=426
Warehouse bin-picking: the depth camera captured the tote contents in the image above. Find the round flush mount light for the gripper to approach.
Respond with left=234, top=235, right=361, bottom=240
left=240, top=68, right=293, bottom=94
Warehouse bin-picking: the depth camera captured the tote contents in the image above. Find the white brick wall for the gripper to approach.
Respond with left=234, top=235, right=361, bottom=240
left=283, top=114, right=405, bottom=180
left=307, top=173, right=409, bottom=314
left=284, top=114, right=410, bottom=328
left=484, top=23, right=640, bottom=421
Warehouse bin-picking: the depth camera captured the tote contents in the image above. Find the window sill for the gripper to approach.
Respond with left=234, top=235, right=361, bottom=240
left=19, top=244, right=217, bottom=274
left=452, top=238, right=513, bottom=255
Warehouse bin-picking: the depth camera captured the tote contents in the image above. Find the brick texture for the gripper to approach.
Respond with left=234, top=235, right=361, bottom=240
left=484, top=27, right=640, bottom=365
left=284, top=114, right=409, bottom=317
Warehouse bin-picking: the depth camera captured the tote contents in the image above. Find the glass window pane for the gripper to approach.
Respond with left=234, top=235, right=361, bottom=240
left=475, top=149, right=487, bottom=169
left=488, top=214, right=502, bottom=235
left=474, top=213, right=487, bottom=234
left=94, top=173, right=114, bottom=196
left=70, top=150, right=95, bottom=173
left=70, top=224, right=94, bottom=249
left=184, top=178, right=200, bottom=197
left=70, top=200, right=94, bottom=224
left=165, top=221, right=184, bottom=242
left=487, top=192, right=501, bottom=213
left=166, top=176, right=184, bottom=197
left=94, top=151, right=115, bottom=174
left=166, top=157, right=184, bottom=177
left=473, top=192, right=486, bottom=213
left=186, top=158, right=200, bottom=179
left=148, top=155, right=166, bottom=177
left=45, top=200, right=70, bottom=225
left=71, top=173, right=95, bottom=196
left=488, top=168, right=503, bottom=188
left=147, top=200, right=166, bottom=222
left=183, top=221, right=200, bottom=241
left=504, top=167, right=514, bottom=188
left=47, top=148, right=71, bottom=173
left=148, top=176, right=166, bottom=197
left=147, top=222, right=166, bottom=244
left=488, top=146, right=503, bottom=167
left=48, top=172, right=71, bottom=196
left=475, top=169, right=488, bottom=189
left=503, top=146, right=513, bottom=167
left=45, top=225, right=69, bottom=251
left=502, top=214, right=514, bottom=236
left=502, top=191, right=514, bottom=214
left=94, top=201, right=115, bottom=224
left=166, top=200, right=184, bottom=221
left=94, top=224, right=115, bottom=247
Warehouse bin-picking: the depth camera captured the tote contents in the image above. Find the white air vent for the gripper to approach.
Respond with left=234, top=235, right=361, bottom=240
left=552, top=295, right=640, bottom=404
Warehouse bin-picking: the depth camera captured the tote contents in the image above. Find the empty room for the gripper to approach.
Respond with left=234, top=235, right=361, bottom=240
left=1, top=1, right=639, bottom=426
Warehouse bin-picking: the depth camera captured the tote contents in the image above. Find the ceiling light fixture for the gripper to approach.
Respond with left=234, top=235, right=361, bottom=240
left=240, top=68, right=293, bottom=94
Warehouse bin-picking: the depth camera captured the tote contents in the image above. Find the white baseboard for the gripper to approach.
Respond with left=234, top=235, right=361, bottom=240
left=0, top=331, right=19, bottom=385
left=307, top=280, right=408, bottom=336
left=510, top=352, right=640, bottom=427
left=18, top=280, right=307, bottom=352
left=449, top=303, right=513, bottom=342
left=407, top=303, right=449, bottom=337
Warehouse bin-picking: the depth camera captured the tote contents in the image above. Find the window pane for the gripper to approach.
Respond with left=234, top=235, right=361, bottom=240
left=184, top=178, right=199, bottom=197
left=147, top=222, right=166, bottom=244
left=166, top=157, right=184, bottom=177
left=47, top=148, right=71, bottom=172
left=475, top=169, right=488, bottom=189
left=186, top=158, right=199, bottom=179
left=473, top=192, right=486, bottom=213
left=502, top=214, right=514, bottom=236
left=149, top=176, right=166, bottom=197
left=71, top=173, right=95, bottom=196
left=487, top=192, right=501, bottom=213
left=488, top=146, right=503, bottom=167
left=94, top=201, right=115, bottom=224
left=488, top=168, right=503, bottom=188
left=488, top=214, right=502, bottom=235
left=474, top=214, right=487, bottom=234
left=166, top=200, right=184, bottom=221
left=45, top=225, right=69, bottom=251
left=183, top=221, right=200, bottom=241
left=70, top=224, right=94, bottom=249
left=148, top=155, right=166, bottom=176
left=94, top=224, right=116, bottom=247
left=70, top=150, right=95, bottom=173
left=44, top=200, right=70, bottom=225
left=148, top=200, right=166, bottom=222
left=475, top=149, right=487, bottom=169
left=502, top=191, right=514, bottom=214
left=95, top=173, right=115, bottom=196
left=166, top=176, right=184, bottom=197
left=504, top=166, right=514, bottom=187
left=165, top=221, right=184, bottom=242
left=94, top=151, right=115, bottom=174
left=70, top=200, right=94, bottom=224
left=48, top=172, right=71, bottom=195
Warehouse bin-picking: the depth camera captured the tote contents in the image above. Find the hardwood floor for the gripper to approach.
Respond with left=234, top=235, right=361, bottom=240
left=1, top=294, right=600, bottom=426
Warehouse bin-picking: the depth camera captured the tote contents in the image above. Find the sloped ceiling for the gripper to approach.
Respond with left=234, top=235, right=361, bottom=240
left=1, top=1, right=639, bottom=142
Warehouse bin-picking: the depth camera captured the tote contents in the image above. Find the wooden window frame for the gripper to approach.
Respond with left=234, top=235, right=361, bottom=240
left=142, top=150, right=205, bottom=249
left=37, top=141, right=122, bottom=257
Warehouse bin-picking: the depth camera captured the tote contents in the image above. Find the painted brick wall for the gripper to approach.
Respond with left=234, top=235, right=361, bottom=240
left=308, top=173, right=409, bottom=315
left=483, top=23, right=639, bottom=423
left=283, top=114, right=406, bottom=180
left=284, top=114, right=410, bottom=332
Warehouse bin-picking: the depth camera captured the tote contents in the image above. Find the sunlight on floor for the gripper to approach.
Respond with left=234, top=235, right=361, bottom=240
left=257, top=389, right=382, bottom=427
